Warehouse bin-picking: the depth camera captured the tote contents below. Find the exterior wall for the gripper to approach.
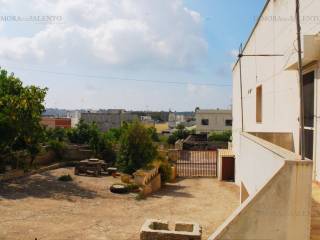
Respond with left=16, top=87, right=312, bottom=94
left=209, top=133, right=313, bottom=240
left=40, top=117, right=56, bottom=128
left=232, top=0, right=320, bottom=181
left=195, top=110, right=232, bottom=134
left=81, top=112, right=121, bottom=131
left=155, top=122, right=169, bottom=133
left=141, top=120, right=155, bottom=128
left=40, top=117, right=71, bottom=129
left=67, top=110, right=81, bottom=128
left=81, top=112, right=137, bottom=132
left=235, top=133, right=284, bottom=193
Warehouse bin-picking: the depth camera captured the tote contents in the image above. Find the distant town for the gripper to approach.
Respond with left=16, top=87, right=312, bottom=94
left=41, top=108, right=232, bottom=136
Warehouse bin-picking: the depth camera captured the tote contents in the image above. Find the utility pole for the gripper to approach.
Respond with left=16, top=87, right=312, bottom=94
left=295, top=0, right=305, bottom=160
left=238, top=44, right=244, bottom=132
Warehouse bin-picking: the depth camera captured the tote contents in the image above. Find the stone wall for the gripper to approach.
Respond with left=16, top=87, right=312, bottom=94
left=141, top=174, right=161, bottom=196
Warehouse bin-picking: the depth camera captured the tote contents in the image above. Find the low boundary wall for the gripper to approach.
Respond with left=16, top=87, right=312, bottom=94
left=208, top=132, right=313, bottom=240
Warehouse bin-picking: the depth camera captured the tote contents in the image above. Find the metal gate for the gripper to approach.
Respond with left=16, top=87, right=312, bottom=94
left=175, top=150, right=217, bottom=177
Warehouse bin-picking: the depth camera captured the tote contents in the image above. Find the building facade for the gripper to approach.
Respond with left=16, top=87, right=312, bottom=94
left=195, top=109, right=232, bottom=134
left=66, top=110, right=81, bottom=128
left=216, top=0, right=320, bottom=239
left=232, top=0, right=320, bottom=184
left=40, top=117, right=71, bottom=129
left=81, top=110, right=138, bottom=132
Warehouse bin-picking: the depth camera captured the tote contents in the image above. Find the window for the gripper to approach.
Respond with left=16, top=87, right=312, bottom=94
left=256, top=85, right=262, bottom=123
left=201, top=119, right=209, bottom=125
left=225, top=119, right=232, bottom=126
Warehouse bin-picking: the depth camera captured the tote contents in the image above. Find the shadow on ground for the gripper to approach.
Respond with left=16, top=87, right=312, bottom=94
left=0, top=172, right=98, bottom=200
left=150, top=184, right=193, bottom=198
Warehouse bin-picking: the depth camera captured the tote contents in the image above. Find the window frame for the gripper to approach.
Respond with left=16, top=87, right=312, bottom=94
left=201, top=119, right=209, bottom=126
left=256, top=85, right=262, bottom=123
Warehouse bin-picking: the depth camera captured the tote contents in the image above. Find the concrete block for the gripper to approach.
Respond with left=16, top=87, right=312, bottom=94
left=140, top=219, right=201, bottom=240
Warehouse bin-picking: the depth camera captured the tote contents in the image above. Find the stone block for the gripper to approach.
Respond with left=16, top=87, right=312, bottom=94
left=140, top=219, right=201, bottom=240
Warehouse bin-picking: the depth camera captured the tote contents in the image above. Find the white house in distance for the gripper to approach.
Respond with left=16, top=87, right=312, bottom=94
left=195, top=109, right=232, bottom=134
left=208, top=0, right=320, bottom=239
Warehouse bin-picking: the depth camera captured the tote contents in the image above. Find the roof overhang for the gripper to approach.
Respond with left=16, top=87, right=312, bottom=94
left=285, top=34, right=320, bottom=70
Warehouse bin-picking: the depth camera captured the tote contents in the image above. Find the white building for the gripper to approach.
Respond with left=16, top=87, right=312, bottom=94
left=195, top=109, right=232, bottom=134
left=208, top=1, right=320, bottom=239
left=67, top=110, right=81, bottom=128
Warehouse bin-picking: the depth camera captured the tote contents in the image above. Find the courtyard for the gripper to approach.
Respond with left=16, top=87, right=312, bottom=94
left=0, top=167, right=239, bottom=240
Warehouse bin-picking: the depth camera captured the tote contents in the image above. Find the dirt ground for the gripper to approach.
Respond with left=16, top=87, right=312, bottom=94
left=0, top=167, right=239, bottom=240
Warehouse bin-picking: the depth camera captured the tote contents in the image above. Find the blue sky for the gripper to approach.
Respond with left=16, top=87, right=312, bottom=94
left=0, top=0, right=265, bottom=111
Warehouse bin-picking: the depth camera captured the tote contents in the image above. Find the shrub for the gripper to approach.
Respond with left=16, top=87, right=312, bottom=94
left=158, top=160, right=172, bottom=184
left=58, top=174, right=73, bottom=181
left=208, top=130, right=232, bottom=142
left=48, top=140, right=65, bottom=160
left=147, top=127, right=159, bottom=142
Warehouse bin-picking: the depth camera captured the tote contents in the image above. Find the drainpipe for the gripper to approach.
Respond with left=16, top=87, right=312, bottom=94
left=295, top=0, right=305, bottom=160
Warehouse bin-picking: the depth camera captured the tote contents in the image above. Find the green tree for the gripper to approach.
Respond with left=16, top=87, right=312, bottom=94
left=103, top=128, right=123, bottom=144
left=208, top=130, right=232, bottom=142
left=45, top=127, right=67, bottom=142
left=0, top=69, right=47, bottom=167
left=167, top=125, right=191, bottom=145
left=117, top=121, right=157, bottom=174
left=67, top=120, right=116, bottom=163
left=147, top=127, right=159, bottom=142
left=67, top=120, right=94, bottom=144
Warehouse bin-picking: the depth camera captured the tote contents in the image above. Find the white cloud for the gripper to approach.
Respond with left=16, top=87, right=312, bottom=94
left=187, top=83, right=211, bottom=96
left=0, top=0, right=208, bottom=70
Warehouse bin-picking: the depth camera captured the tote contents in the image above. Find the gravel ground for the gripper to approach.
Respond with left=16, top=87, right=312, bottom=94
left=0, top=167, right=239, bottom=240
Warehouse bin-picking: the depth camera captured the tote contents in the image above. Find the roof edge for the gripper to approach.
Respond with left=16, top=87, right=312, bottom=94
left=232, top=0, right=271, bottom=71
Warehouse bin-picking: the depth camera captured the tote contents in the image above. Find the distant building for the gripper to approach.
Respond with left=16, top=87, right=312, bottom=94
left=140, top=116, right=155, bottom=128
left=168, top=112, right=177, bottom=128
left=195, top=109, right=232, bottom=134
left=155, top=122, right=169, bottom=133
left=66, top=110, right=81, bottom=128
left=40, top=117, right=71, bottom=129
left=81, top=110, right=138, bottom=132
left=168, top=111, right=196, bottom=129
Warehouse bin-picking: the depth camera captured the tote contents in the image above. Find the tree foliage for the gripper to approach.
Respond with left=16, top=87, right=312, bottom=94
left=167, top=124, right=192, bottom=145
left=67, top=120, right=96, bottom=144
left=208, top=130, right=232, bottom=142
left=45, top=127, right=67, bottom=142
left=0, top=69, right=47, bottom=166
left=67, top=120, right=116, bottom=163
left=117, top=121, right=157, bottom=174
left=147, top=127, right=159, bottom=142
